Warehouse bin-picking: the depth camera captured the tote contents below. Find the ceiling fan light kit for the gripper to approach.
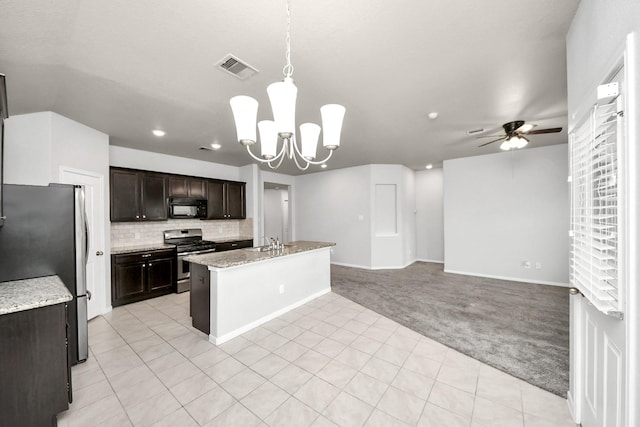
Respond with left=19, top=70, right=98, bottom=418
left=500, top=135, right=529, bottom=150
left=229, top=0, right=345, bottom=171
left=478, top=120, right=562, bottom=150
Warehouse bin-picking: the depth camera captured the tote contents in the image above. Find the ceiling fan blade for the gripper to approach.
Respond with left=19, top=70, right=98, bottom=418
left=516, top=123, right=536, bottom=133
left=526, top=127, right=563, bottom=135
left=478, top=137, right=505, bottom=147
left=475, top=134, right=506, bottom=138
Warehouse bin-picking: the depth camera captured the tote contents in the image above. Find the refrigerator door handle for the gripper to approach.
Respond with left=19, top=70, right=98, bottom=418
left=74, top=186, right=88, bottom=296
left=76, top=295, right=89, bottom=362
left=84, top=210, right=89, bottom=266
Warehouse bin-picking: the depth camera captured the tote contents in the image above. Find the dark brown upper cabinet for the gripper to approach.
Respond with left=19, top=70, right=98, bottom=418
left=168, top=176, right=206, bottom=198
left=110, top=168, right=167, bottom=222
left=206, top=180, right=246, bottom=220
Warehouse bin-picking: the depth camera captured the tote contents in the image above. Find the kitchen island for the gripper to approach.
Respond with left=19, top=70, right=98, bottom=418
left=185, top=241, right=334, bottom=344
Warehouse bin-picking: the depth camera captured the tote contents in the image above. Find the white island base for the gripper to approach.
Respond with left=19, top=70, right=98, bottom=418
left=189, top=244, right=332, bottom=345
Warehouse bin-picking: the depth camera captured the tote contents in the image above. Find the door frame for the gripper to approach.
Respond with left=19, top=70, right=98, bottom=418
left=568, top=32, right=639, bottom=426
left=59, top=166, right=109, bottom=318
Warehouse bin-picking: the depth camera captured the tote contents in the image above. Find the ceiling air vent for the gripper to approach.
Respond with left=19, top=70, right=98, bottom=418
left=217, top=54, right=258, bottom=80
left=199, top=146, right=215, bottom=151
left=466, top=128, right=485, bottom=135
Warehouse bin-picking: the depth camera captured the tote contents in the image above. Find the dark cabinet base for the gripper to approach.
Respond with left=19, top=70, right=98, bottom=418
left=111, top=249, right=176, bottom=307
left=0, top=303, right=70, bottom=426
left=190, top=263, right=210, bottom=334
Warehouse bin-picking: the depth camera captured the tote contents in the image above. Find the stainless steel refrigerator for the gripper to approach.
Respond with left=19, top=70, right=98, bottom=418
left=0, top=183, right=89, bottom=365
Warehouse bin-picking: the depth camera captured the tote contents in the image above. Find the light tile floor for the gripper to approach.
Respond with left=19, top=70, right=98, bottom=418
left=57, top=292, right=578, bottom=427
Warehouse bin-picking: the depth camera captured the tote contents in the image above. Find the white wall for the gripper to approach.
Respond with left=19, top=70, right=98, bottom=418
left=5, top=112, right=53, bottom=185
left=295, top=165, right=372, bottom=268
left=295, top=164, right=416, bottom=269
left=51, top=113, right=110, bottom=182
left=5, top=112, right=110, bottom=186
left=109, top=146, right=241, bottom=181
left=260, top=170, right=297, bottom=244
left=443, top=144, right=569, bottom=285
left=415, top=169, right=444, bottom=263
left=370, top=165, right=416, bottom=269
left=567, top=1, right=640, bottom=424
left=264, top=188, right=287, bottom=242
left=239, top=164, right=260, bottom=243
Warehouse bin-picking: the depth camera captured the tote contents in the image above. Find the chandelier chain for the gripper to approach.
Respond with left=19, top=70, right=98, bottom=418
left=283, top=0, right=294, bottom=78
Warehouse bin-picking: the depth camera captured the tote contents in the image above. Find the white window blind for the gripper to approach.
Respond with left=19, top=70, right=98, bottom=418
left=569, top=89, right=624, bottom=319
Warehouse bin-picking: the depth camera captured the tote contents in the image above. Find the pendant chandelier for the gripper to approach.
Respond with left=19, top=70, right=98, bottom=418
left=229, top=0, right=345, bottom=171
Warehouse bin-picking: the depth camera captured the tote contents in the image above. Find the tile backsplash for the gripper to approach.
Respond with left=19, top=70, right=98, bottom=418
left=111, top=218, right=253, bottom=248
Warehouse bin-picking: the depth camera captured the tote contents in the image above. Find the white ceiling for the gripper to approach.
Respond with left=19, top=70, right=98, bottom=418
left=0, top=0, right=580, bottom=175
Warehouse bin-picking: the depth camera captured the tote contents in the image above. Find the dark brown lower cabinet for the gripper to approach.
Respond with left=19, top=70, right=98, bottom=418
left=0, top=303, right=70, bottom=426
left=111, top=248, right=176, bottom=307
left=190, top=263, right=210, bottom=334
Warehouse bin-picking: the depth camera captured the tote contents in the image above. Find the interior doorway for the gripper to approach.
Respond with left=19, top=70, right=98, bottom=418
left=59, top=167, right=107, bottom=319
left=263, top=182, right=290, bottom=244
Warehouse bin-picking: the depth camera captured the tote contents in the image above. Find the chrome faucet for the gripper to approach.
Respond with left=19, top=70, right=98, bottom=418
left=264, top=236, right=283, bottom=251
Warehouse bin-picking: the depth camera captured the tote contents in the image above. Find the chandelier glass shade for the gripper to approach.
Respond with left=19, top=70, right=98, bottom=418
left=500, top=135, right=529, bottom=150
left=229, top=0, right=345, bottom=171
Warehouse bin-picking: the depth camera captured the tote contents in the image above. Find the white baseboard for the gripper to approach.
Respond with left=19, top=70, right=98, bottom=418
left=566, top=390, right=579, bottom=424
left=443, top=269, right=570, bottom=287
left=209, top=288, right=331, bottom=345
left=416, top=258, right=444, bottom=264
left=369, top=261, right=414, bottom=270
left=331, top=261, right=372, bottom=269
left=331, top=261, right=415, bottom=270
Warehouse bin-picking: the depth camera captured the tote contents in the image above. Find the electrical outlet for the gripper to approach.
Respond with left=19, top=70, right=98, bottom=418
left=535, top=262, right=542, bottom=270
left=279, top=284, right=284, bottom=294
left=523, top=261, right=531, bottom=269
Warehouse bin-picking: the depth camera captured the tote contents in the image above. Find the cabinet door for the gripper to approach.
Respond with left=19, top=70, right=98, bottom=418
left=141, top=173, right=167, bottom=220
left=113, top=261, right=146, bottom=304
left=225, top=182, right=246, bottom=219
left=0, top=304, right=69, bottom=426
left=110, top=169, right=141, bottom=221
left=206, top=180, right=226, bottom=219
left=188, top=179, right=206, bottom=198
left=147, top=257, right=174, bottom=292
left=168, top=176, right=188, bottom=197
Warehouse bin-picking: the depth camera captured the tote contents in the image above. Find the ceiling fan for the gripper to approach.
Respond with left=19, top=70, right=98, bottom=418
left=477, top=120, right=562, bottom=150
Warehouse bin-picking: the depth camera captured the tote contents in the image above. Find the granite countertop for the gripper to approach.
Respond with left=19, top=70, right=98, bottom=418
left=111, top=237, right=253, bottom=255
left=0, top=275, right=73, bottom=315
left=185, top=241, right=334, bottom=269
left=111, top=244, right=176, bottom=255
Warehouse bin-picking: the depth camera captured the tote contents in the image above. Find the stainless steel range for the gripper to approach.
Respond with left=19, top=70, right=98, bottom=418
left=164, top=228, right=216, bottom=293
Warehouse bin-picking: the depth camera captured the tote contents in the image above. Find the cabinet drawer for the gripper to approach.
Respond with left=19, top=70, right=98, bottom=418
left=114, top=248, right=175, bottom=264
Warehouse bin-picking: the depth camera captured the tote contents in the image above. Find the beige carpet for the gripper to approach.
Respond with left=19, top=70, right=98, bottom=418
left=330, top=262, right=569, bottom=397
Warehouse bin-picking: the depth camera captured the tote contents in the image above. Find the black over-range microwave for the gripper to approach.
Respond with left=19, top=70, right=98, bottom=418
left=168, top=197, right=207, bottom=219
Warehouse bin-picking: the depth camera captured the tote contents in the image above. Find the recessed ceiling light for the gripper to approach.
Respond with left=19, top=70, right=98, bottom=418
left=320, top=164, right=328, bottom=169
left=152, top=129, right=166, bottom=137
left=210, top=143, right=222, bottom=150
left=425, top=164, right=433, bottom=169
left=427, top=112, right=439, bottom=120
